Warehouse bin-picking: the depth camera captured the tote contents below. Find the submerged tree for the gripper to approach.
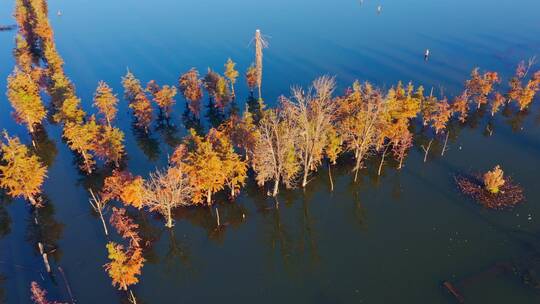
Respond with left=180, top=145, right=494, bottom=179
left=7, top=68, right=46, bottom=135
left=282, top=76, right=338, bottom=188
left=0, top=132, right=47, bottom=207
left=252, top=109, right=299, bottom=196
left=93, top=81, right=119, bottom=127
left=142, top=167, right=192, bottom=228
left=178, top=68, right=203, bottom=117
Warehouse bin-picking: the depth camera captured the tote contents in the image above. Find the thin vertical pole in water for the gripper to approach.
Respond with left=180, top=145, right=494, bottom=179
left=215, top=207, right=221, bottom=227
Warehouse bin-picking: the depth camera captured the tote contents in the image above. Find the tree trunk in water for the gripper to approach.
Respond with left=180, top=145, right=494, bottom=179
left=302, top=168, right=309, bottom=188
left=206, top=189, right=212, bottom=206
left=215, top=207, right=220, bottom=227
left=377, top=145, right=390, bottom=176
left=272, top=178, right=279, bottom=197
left=398, top=156, right=404, bottom=170
left=166, top=207, right=173, bottom=228
left=129, top=290, right=137, bottom=304
left=354, top=157, right=361, bottom=182
left=423, top=139, right=433, bottom=163
left=28, top=195, right=38, bottom=207
left=38, top=242, right=51, bottom=273
left=99, top=208, right=109, bottom=236
left=441, top=132, right=450, bottom=156
left=328, top=164, right=334, bottom=192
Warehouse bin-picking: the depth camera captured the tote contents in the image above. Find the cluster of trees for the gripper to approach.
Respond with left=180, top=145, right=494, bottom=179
left=10, top=0, right=127, bottom=175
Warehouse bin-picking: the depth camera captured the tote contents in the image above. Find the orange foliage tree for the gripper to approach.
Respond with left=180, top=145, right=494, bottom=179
left=101, top=170, right=145, bottom=209
left=178, top=68, right=203, bottom=117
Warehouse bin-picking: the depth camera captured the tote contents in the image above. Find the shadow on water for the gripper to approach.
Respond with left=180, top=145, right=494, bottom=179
left=132, top=122, right=161, bottom=162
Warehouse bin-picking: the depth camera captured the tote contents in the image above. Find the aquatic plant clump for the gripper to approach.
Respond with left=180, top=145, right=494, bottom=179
left=455, top=173, right=525, bottom=210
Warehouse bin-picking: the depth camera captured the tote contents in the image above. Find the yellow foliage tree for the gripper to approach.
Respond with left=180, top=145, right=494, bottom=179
left=224, top=58, right=239, bottom=98
left=7, top=68, right=46, bottom=135
left=104, top=242, right=145, bottom=291
left=93, top=81, right=118, bottom=127
left=0, top=132, right=47, bottom=207
left=483, top=165, right=505, bottom=194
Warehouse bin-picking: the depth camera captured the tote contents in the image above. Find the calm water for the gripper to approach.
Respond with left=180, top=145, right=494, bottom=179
left=1, top=0, right=540, bottom=303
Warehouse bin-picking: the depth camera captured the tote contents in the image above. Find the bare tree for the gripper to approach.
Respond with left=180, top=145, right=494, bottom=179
left=89, top=188, right=108, bottom=236
left=252, top=109, right=299, bottom=197
left=253, top=29, right=268, bottom=101
left=142, top=168, right=192, bottom=228
left=282, top=76, right=337, bottom=188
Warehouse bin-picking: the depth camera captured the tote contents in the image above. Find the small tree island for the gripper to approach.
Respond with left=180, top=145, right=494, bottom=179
left=456, top=165, right=525, bottom=209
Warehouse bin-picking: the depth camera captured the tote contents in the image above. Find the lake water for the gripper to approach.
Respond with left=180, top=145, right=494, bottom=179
left=1, top=0, right=540, bottom=303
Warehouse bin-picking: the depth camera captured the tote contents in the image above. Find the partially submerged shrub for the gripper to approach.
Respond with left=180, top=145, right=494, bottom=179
left=483, top=165, right=505, bottom=194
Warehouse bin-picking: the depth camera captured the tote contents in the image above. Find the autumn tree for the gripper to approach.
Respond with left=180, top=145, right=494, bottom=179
left=93, top=81, right=118, bottom=127
left=121, top=70, right=143, bottom=102
left=104, top=242, right=144, bottom=291
left=384, top=82, right=421, bottom=170
left=392, top=130, right=413, bottom=169
left=465, top=68, right=500, bottom=109
left=282, top=76, right=338, bottom=187
left=483, top=165, right=505, bottom=194
left=178, top=129, right=246, bottom=204
left=142, top=167, right=192, bottom=228
left=203, top=69, right=231, bottom=110
left=208, top=129, right=248, bottom=198
left=178, top=68, right=203, bottom=117
left=53, top=95, right=86, bottom=124
left=245, top=64, right=257, bottom=94
left=110, top=207, right=141, bottom=248
left=219, top=108, right=260, bottom=161
left=94, top=125, right=125, bottom=167
left=147, top=81, right=177, bottom=119
left=252, top=109, right=299, bottom=196
left=63, top=117, right=99, bottom=174
left=30, top=281, right=64, bottom=304
left=338, top=81, right=386, bottom=182
left=224, top=58, right=239, bottom=98
left=6, top=68, right=46, bottom=135
left=0, top=132, right=47, bottom=207
left=130, top=91, right=153, bottom=132
left=490, top=92, right=506, bottom=116
left=451, top=90, right=469, bottom=123
left=102, top=170, right=145, bottom=209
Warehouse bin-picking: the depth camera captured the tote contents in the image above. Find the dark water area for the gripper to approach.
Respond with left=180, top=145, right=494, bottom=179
left=1, top=0, right=540, bottom=303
